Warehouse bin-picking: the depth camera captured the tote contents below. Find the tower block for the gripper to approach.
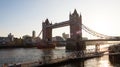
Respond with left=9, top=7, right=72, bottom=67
left=66, top=9, right=86, bottom=51
left=42, top=19, right=52, bottom=44
left=37, top=19, right=55, bottom=49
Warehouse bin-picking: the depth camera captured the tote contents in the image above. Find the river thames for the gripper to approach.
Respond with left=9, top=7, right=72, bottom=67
left=0, top=45, right=119, bottom=67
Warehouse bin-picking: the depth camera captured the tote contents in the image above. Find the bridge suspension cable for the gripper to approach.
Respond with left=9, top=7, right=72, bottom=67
left=37, top=29, right=43, bottom=37
left=82, top=24, right=112, bottom=39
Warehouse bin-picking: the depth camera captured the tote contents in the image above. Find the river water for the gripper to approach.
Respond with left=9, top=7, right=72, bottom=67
left=0, top=46, right=119, bottom=67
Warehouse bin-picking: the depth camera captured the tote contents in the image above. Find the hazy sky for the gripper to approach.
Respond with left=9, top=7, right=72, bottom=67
left=1, top=0, right=120, bottom=38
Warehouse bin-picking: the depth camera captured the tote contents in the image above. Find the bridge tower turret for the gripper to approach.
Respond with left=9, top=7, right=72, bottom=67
left=42, top=19, right=52, bottom=43
left=66, top=9, right=85, bottom=51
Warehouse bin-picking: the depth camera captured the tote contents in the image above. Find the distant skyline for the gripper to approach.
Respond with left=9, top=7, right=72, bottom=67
left=1, top=0, right=120, bottom=38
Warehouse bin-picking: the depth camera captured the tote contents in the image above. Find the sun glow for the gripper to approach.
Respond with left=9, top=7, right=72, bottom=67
left=99, top=60, right=110, bottom=67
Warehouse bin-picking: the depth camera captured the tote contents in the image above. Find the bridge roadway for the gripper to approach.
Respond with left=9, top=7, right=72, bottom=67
left=84, top=38, right=120, bottom=41
left=53, top=38, right=120, bottom=45
left=84, top=39, right=120, bottom=45
left=53, top=38, right=120, bottom=42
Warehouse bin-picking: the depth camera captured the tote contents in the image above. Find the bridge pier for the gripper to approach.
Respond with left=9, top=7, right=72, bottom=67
left=37, top=19, right=56, bottom=48
left=66, top=38, right=86, bottom=51
left=95, top=43, right=100, bottom=53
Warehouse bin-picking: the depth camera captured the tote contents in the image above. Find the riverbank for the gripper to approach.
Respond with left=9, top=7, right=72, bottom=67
left=0, top=45, right=36, bottom=49
left=33, top=52, right=103, bottom=67
left=0, top=46, right=115, bottom=67
left=109, top=44, right=120, bottom=64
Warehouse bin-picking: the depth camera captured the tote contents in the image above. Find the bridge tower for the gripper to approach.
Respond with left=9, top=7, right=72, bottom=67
left=66, top=9, right=85, bottom=51
left=69, top=9, right=82, bottom=40
left=42, top=19, right=52, bottom=43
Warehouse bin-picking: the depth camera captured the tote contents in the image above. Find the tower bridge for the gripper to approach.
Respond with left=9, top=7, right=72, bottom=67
left=41, top=9, right=84, bottom=50
left=38, top=9, right=120, bottom=51
left=6, top=10, right=120, bottom=67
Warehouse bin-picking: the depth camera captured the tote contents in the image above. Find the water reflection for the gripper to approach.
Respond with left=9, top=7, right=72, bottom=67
left=0, top=48, right=43, bottom=66
left=0, top=46, right=119, bottom=67
left=57, top=60, right=84, bottom=67
left=41, top=49, right=53, bottom=63
left=67, top=61, right=84, bottom=67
